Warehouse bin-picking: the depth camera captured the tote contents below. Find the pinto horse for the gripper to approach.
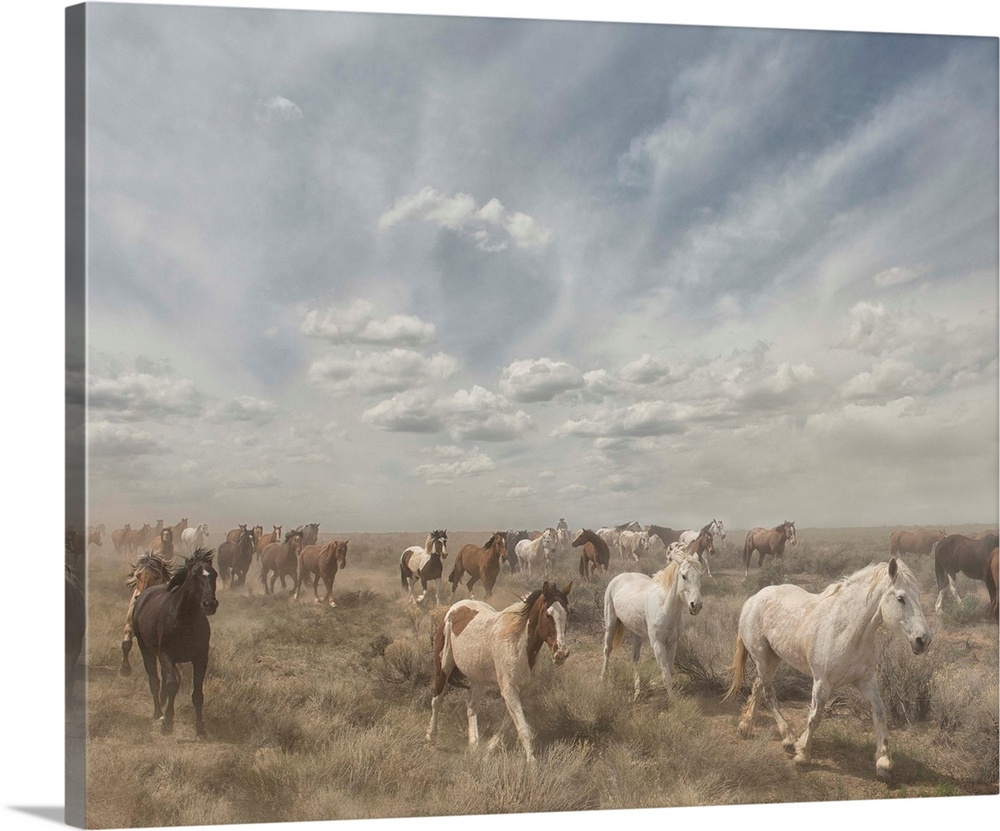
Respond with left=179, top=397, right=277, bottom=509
left=985, top=547, right=999, bottom=624
left=742, top=521, right=796, bottom=576
left=295, top=539, right=348, bottom=606
left=449, top=532, right=507, bottom=600
left=401, top=530, right=449, bottom=604
left=260, top=530, right=303, bottom=595
left=216, top=526, right=256, bottom=588
left=426, top=581, right=573, bottom=762
left=933, top=532, right=1000, bottom=614
left=725, top=559, right=930, bottom=779
left=889, top=528, right=945, bottom=557
left=120, top=552, right=174, bottom=676
left=573, top=529, right=611, bottom=579
left=132, top=548, right=219, bottom=736
left=602, top=550, right=704, bottom=700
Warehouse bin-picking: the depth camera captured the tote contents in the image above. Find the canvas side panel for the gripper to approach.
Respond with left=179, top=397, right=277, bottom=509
left=65, top=3, right=87, bottom=828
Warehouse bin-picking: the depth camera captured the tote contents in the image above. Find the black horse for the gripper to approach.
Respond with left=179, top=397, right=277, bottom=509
left=217, top=526, right=255, bottom=587
left=132, top=548, right=219, bottom=736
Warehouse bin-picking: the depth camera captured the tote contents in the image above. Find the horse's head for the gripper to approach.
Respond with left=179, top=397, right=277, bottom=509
left=880, top=558, right=930, bottom=655
left=335, top=540, right=349, bottom=569
left=698, top=530, right=715, bottom=557
left=668, top=553, right=704, bottom=615
left=784, top=521, right=797, bottom=546
left=535, top=581, right=573, bottom=664
left=173, top=549, right=219, bottom=616
left=430, top=530, right=448, bottom=560
left=493, top=532, right=508, bottom=561
left=712, top=518, right=726, bottom=539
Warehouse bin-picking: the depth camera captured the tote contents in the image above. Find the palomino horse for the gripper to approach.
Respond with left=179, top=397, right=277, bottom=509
left=742, top=521, right=796, bottom=576
left=65, top=565, right=86, bottom=698
left=889, top=528, right=945, bottom=557
left=985, top=547, right=999, bottom=624
left=449, top=532, right=508, bottom=600
left=933, top=532, right=1000, bottom=613
left=216, top=526, right=256, bottom=588
left=602, top=550, right=704, bottom=700
left=514, top=530, right=555, bottom=578
left=295, top=539, right=349, bottom=606
left=426, top=581, right=573, bottom=762
left=259, top=529, right=303, bottom=595
left=112, top=523, right=130, bottom=555
left=400, top=530, right=449, bottom=604
left=724, top=558, right=930, bottom=778
left=573, top=529, right=611, bottom=579
left=120, top=552, right=174, bottom=675
left=180, top=523, right=210, bottom=556
left=132, top=548, right=219, bottom=736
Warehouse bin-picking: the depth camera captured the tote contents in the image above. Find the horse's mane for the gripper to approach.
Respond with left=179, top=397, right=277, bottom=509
left=499, top=586, right=569, bottom=639
left=652, top=561, right=679, bottom=591
left=126, top=551, right=174, bottom=589
left=573, top=529, right=599, bottom=546
left=166, top=548, right=215, bottom=591
left=818, top=560, right=917, bottom=601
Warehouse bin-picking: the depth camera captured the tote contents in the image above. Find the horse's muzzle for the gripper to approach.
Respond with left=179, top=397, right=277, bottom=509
left=911, top=634, right=930, bottom=655
left=203, top=599, right=219, bottom=615
left=689, top=600, right=702, bottom=615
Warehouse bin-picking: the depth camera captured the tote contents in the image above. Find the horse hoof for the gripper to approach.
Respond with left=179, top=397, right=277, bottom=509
left=737, top=722, right=753, bottom=739
left=876, top=758, right=893, bottom=779
left=793, top=753, right=809, bottom=766
left=119, top=664, right=131, bottom=677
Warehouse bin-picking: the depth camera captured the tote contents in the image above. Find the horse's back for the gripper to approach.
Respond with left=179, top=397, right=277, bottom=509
left=445, top=599, right=504, bottom=679
left=606, top=572, right=659, bottom=633
left=739, top=584, right=818, bottom=673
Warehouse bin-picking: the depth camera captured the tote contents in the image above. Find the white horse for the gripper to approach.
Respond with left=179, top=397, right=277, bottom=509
left=647, top=534, right=667, bottom=560
left=724, top=558, right=931, bottom=778
left=555, top=520, right=571, bottom=556
left=601, top=551, right=704, bottom=700
left=514, top=530, right=555, bottom=578
left=400, top=530, right=448, bottom=604
left=426, top=581, right=573, bottom=762
left=179, top=523, right=209, bottom=556
left=596, top=527, right=621, bottom=558
left=618, top=529, right=648, bottom=561
left=678, top=519, right=725, bottom=575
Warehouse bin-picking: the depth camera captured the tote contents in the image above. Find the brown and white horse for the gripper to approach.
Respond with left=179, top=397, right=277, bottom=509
left=889, top=528, right=945, bottom=558
left=449, top=532, right=507, bottom=600
left=573, top=529, right=611, bottom=579
left=120, top=551, right=174, bottom=675
left=295, top=539, right=349, bottom=606
left=400, top=530, right=448, bottom=604
left=743, top=521, right=797, bottom=576
left=426, top=581, right=572, bottom=761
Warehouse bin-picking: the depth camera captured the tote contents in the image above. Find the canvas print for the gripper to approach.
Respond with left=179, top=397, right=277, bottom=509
left=65, top=3, right=999, bottom=829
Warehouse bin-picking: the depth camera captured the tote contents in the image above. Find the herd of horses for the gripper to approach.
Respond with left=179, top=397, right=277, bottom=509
left=67, top=516, right=998, bottom=781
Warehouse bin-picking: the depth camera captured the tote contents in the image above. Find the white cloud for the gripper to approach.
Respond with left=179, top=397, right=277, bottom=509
left=415, top=448, right=496, bottom=485
left=500, top=358, right=585, bottom=402
left=88, top=422, right=169, bottom=457
left=89, top=370, right=203, bottom=422
left=502, top=486, right=536, bottom=500
left=377, top=186, right=553, bottom=251
left=361, top=390, right=445, bottom=434
left=308, top=349, right=457, bottom=395
left=302, top=300, right=436, bottom=347
left=552, top=401, right=685, bottom=439
left=619, top=353, right=684, bottom=385
left=253, top=95, right=303, bottom=123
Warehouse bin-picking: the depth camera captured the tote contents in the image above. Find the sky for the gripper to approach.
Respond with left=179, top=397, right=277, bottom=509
left=75, top=2, right=999, bottom=533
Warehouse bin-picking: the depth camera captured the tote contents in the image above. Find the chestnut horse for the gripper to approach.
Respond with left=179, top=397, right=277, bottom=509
left=573, top=529, right=611, bottom=579
left=933, top=532, right=999, bottom=614
left=112, top=523, right=131, bottom=554
left=889, top=528, right=945, bottom=557
left=295, top=539, right=349, bottom=606
left=985, top=547, right=999, bottom=624
left=120, top=551, right=174, bottom=675
left=426, top=581, right=573, bottom=761
left=259, top=529, right=303, bottom=595
left=449, top=532, right=507, bottom=599
left=743, top=521, right=797, bottom=576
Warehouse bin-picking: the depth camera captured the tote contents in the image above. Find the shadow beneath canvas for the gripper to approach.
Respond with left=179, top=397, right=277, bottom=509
left=8, top=806, right=65, bottom=825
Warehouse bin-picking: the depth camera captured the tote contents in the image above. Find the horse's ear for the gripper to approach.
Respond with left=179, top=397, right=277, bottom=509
left=888, top=557, right=898, bottom=581
left=541, top=581, right=552, bottom=597
left=562, top=581, right=573, bottom=596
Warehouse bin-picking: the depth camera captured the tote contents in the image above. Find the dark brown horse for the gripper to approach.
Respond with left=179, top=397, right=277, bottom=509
left=573, top=529, right=611, bottom=579
left=647, top=525, right=685, bottom=547
left=259, top=529, right=303, bottom=595
left=121, top=551, right=174, bottom=675
left=225, top=524, right=249, bottom=545
left=985, top=547, right=999, bottom=624
left=933, top=532, right=999, bottom=614
left=449, top=532, right=507, bottom=599
left=217, top=525, right=256, bottom=588
left=742, top=521, right=797, bottom=576
left=889, top=528, right=945, bottom=557
left=65, top=565, right=85, bottom=698
left=170, top=517, right=189, bottom=540
left=295, top=539, right=348, bottom=606
left=132, top=548, right=218, bottom=736
left=505, top=530, right=530, bottom=573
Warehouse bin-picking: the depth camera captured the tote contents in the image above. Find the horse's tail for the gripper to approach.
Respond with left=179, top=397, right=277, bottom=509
left=933, top=545, right=948, bottom=591
left=448, top=556, right=460, bottom=589
left=400, top=557, right=410, bottom=593
left=722, top=634, right=748, bottom=701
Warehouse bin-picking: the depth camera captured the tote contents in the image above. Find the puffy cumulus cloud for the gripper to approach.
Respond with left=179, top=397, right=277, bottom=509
left=253, top=95, right=303, bottom=123
left=414, top=448, right=496, bottom=485
left=88, top=422, right=169, bottom=457
left=308, top=349, right=457, bottom=395
left=503, top=486, right=536, bottom=500
left=208, top=395, right=278, bottom=424
left=619, top=353, right=686, bottom=385
left=500, top=358, right=586, bottom=402
left=361, top=390, right=445, bottom=434
left=840, top=359, right=932, bottom=401
left=89, top=370, right=204, bottom=422
left=377, top=187, right=554, bottom=251
left=725, top=361, right=822, bottom=411
left=552, top=401, right=685, bottom=439
left=302, top=299, right=436, bottom=347
left=873, top=265, right=920, bottom=288
left=839, top=301, right=930, bottom=357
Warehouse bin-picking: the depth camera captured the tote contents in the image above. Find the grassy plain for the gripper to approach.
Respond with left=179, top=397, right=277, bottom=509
left=72, top=525, right=999, bottom=828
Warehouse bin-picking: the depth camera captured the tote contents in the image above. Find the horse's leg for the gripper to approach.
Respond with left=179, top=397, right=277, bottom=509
left=601, top=606, right=620, bottom=681
left=947, top=571, right=962, bottom=605
left=324, top=575, right=336, bottom=607
left=499, top=682, right=535, bottom=763
left=466, top=684, right=484, bottom=748
left=651, top=635, right=677, bottom=699
left=856, top=674, right=892, bottom=778
left=757, top=549, right=765, bottom=569
left=158, top=655, right=180, bottom=734
left=192, top=656, right=208, bottom=738
left=417, top=575, right=428, bottom=603
left=793, top=677, right=831, bottom=766
left=120, top=591, right=138, bottom=676
left=631, top=635, right=643, bottom=700
left=138, top=645, right=162, bottom=721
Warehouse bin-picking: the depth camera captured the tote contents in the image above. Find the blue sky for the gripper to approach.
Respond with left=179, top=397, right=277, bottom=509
left=72, top=3, right=999, bottom=532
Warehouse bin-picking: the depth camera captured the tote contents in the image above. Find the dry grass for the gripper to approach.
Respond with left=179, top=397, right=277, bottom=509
left=79, top=526, right=999, bottom=827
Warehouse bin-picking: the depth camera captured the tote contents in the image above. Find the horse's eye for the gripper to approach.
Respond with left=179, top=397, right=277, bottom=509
left=897, top=596, right=905, bottom=604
